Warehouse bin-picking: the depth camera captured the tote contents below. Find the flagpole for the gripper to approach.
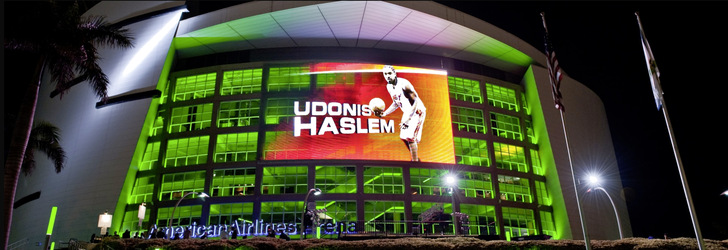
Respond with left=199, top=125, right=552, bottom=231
left=636, top=12, right=705, bottom=250
left=541, top=12, right=591, bottom=250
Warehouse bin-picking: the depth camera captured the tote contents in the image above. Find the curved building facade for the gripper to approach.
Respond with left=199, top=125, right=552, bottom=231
left=10, top=1, right=631, bottom=246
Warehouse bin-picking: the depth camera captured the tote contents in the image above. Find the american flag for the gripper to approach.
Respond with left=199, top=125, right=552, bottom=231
left=541, top=13, right=564, bottom=112
left=636, top=12, right=664, bottom=110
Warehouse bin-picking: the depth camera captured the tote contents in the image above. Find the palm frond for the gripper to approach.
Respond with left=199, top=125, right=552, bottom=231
left=23, top=121, right=66, bottom=176
left=81, top=16, right=135, bottom=49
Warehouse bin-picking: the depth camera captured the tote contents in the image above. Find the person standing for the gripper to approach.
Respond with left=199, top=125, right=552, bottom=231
left=183, top=227, right=191, bottom=239
left=375, top=65, right=427, bottom=162
left=220, top=226, right=229, bottom=239
left=230, top=227, right=238, bottom=239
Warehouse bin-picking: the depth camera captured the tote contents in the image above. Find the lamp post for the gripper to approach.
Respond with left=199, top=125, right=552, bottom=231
left=98, top=210, right=112, bottom=236
left=586, top=175, right=623, bottom=239
left=444, top=174, right=458, bottom=236
left=300, top=188, right=321, bottom=240
left=167, top=192, right=209, bottom=229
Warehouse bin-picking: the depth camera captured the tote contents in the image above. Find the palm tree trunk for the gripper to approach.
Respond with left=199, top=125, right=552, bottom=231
left=3, top=57, right=45, bottom=249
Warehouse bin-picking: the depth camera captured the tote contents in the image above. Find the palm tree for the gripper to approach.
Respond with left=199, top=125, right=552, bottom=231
left=21, top=121, right=67, bottom=178
left=3, top=1, right=133, bottom=247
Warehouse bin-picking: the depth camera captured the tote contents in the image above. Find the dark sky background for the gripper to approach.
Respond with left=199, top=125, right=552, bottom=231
left=4, top=0, right=727, bottom=241
left=433, top=1, right=728, bottom=240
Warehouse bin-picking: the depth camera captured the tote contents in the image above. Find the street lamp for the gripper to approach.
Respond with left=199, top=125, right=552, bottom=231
left=444, top=174, right=458, bottom=236
left=586, top=174, right=623, bottom=239
left=300, top=188, right=322, bottom=240
left=167, top=192, right=209, bottom=228
left=98, top=210, right=112, bottom=235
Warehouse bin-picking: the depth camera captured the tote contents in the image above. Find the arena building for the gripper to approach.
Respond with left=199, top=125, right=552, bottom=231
left=9, top=1, right=631, bottom=246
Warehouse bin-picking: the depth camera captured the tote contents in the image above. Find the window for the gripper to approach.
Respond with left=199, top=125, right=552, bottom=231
left=410, top=168, right=450, bottom=196
left=259, top=201, right=303, bottom=235
left=266, top=98, right=303, bottom=125
left=130, top=176, right=154, bottom=204
left=315, top=200, right=357, bottom=238
left=261, top=166, right=308, bottom=195
left=211, top=168, right=256, bottom=197
left=209, top=203, right=254, bottom=226
left=263, top=131, right=306, bottom=160
left=486, top=83, right=519, bottom=112
left=218, top=100, right=260, bottom=128
left=121, top=208, right=150, bottom=235
left=173, top=72, right=216, bottom=102
left=490, top=112, right=522, bottom=141
left=149, top=110, right=165, bottom=137
left=221, top=68, right=262, bottom=95
left=525, top=120, right=536, bottom=144
left=411, top=202, right=452, bottom=235
left=451, top=106, right=486, bottom=134
left=493, top=142, right=527, bottom=173
left=497, top=175, right=532, bottom=203
left=448, top=76, right=483, bottom=103
left=459, top=204, right=498, bottom=236
left=316, top=72, right=355, bottom=88
left=164, top=136, right=209, bottom=168
left=535, top=181, right=551, bottom=206
left=169, top=103, right=213, bottom=133
left=159, top=171, right=206, bottom=201
left=453, top=137, right=490, bottom=167
left=315, top=200, right=357, bottom=221
left=502, top=207, right=536, bottom=239
left=268, top=66, right=310, bottom=92
left=157, top=205, right=203, bottom=229
left=521, top=92, right=531, bottom=115
left=531, top=149, right=544, bottom=176
left=363, top=166, right=403, bottom=194
left=315, top=166, right=357, bottom=194
left=459, top=171, right=493, bottom=199
left=214, top=132, right=258, bottom=163
left=540, top=211, right=556, bottom=237
left=139, top=142, right=160, bottom=171
left=364, top=201, right=406, bottom=234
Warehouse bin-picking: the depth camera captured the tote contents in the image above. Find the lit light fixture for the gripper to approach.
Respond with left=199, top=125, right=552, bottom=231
left=444, top=174, right=457, bottom=186
left=586, top=174, right=601, bottom=187
left=98, top=210, right=113, bottom=235
left=168, top=192, right=209, bottom=228
left=584, top=173, right=623, bottom=239
left=301, top=188, right=323, bottom=240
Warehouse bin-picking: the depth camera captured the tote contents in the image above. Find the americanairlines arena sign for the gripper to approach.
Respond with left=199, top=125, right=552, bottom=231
left=150, top=220, right=358, bottom=238
left=264, top=62, right=456, bottom=163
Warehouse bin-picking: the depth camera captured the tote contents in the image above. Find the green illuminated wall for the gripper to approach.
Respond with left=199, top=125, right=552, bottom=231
left=113, top=60, right=566, bottom=240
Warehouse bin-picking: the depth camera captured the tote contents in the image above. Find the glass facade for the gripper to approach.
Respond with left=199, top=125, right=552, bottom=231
left=119, top=63, right=558, bottom=241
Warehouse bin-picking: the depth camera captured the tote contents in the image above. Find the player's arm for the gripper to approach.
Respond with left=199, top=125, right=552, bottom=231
left=377, top=101, right=398, bottom=117
left=402, top=82, right=421, bottom=123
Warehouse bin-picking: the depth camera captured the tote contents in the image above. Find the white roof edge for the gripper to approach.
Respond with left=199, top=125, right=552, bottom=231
left=177, top=1, right=332, bottom=36
left=176, top=1, right=551, bottom=74
left=390, top=1, right=547, bottom=69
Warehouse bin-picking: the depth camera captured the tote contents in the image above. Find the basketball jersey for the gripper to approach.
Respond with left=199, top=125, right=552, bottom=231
left=387, top=78, right=425, bottom=123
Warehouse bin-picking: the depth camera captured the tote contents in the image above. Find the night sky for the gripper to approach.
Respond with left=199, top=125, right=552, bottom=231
left=4, top=1, right=727, bottom=241
left=436, top=1, right=728, bottom=240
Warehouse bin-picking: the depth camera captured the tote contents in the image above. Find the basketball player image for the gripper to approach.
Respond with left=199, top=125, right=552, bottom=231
left=374, top=65, right=427, bottom=162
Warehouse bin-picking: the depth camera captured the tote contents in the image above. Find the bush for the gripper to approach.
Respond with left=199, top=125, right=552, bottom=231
left=92, top=236, right=728, bottom=250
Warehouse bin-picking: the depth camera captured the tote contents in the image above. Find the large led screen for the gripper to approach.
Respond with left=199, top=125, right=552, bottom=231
left=264, top=63, right=454, bottom=163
